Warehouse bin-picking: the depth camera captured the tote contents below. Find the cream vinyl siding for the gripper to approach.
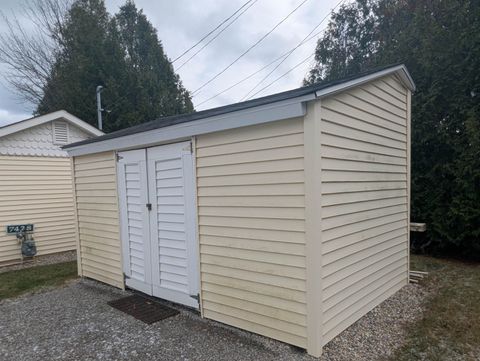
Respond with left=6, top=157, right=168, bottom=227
left=73, top=151, right=123, bottom=288
left=0, top=155, right=76, bottom=264
left=319, top=74, right=409, bottom=344
left=196, top=118, right=307, bottom=348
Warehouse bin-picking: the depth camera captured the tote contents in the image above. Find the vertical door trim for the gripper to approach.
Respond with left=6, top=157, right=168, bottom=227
left=182, top=142, right=200, bottom=300
left=117, top=156, right=130, bottom=278
left=147, top=153, right=161, bottom=294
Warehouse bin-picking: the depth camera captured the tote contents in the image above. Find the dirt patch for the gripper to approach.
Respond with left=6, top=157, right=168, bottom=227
left=0, top=251, right=76, bottom=274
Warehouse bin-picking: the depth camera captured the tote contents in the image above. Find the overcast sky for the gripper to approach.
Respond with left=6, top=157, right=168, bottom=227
left=0, top=0, right=342, bottom=126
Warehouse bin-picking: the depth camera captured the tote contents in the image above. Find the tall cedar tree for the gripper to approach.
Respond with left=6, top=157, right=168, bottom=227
left=305, top=0, right=480, bottom=259
left=37, top=0, right=193, bottom=132
left=109, top=1, right=193, bottom=131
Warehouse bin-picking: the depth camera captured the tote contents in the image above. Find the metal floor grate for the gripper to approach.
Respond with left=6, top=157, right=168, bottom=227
left=108, top=294, right=179, bottom=324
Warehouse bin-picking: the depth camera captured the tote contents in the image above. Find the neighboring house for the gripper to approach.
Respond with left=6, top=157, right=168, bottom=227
left=64, top=64, right=414, bottom=357
left=0, top=110, right=103, bottom=265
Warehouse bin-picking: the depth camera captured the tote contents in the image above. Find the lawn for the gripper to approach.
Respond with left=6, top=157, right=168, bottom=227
left=391, top=255, right=480, bottom=361
left=0, top=261, right=77, bottom=300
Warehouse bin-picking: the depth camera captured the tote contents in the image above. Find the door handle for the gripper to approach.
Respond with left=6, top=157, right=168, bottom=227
left=146, top=203, right=152, bottom=211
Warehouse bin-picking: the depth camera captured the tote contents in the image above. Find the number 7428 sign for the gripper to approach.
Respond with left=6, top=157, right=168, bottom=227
left=6, top=224, right=34, bottom=234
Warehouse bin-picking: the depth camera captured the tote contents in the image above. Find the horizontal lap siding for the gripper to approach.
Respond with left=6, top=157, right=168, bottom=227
left=320, top=75, right=409, bottom=344
left=73, top=151, right=123, bottom=288
left=196, top=118, right=307, bottom=348
left=0, top=156, right=76, bottom=264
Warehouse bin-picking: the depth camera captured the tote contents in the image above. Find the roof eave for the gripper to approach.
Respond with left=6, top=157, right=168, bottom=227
left=65, top=94, right=315, bottom=157
left=65, top=64, right=415, bottom=157
left=315, top=64, right=415, bottom=99
left=0, top=110, right=104, bottom=138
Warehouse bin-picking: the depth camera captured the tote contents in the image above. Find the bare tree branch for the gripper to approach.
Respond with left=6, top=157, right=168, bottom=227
left=0, top=0, right=72, bottom=104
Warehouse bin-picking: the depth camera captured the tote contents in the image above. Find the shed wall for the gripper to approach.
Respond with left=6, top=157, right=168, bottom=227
left=319, top=75, right=409, bottom=344
left=0, top=155, right=76, bottom=264
left=195, top=118, right=307, bottom=347
left=72, top=151, right=124, bottom=288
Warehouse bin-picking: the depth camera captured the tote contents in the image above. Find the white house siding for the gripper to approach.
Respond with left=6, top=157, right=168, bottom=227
left=0, top=155, right=77, bottom=264
left=195, top=118, right=308, bottom=348
left=319, top=74, right=409, bottom=344
left=73, top=151, right=124, bottom=288
left=0, top=121, right=91, bottom=157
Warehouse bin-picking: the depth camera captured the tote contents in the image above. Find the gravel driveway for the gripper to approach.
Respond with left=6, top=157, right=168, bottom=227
left=0, top=279, right=428, bottom=361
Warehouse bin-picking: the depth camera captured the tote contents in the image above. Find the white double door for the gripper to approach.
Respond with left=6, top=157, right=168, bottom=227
left=117, top=141, right=199, bottom=308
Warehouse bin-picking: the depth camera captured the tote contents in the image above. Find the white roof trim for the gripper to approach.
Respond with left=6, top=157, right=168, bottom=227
left=315, top=64, right=415, bottom=98
left=65, top=65, right=415, bottom=157
left=0, top=110, right=104, bottom=139
left=66, top=94, right=314, bottom=156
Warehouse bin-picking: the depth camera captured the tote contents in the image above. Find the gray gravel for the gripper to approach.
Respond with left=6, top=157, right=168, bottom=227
left=0, top=251, right=76, bottom=274
left=320, top=283, right=430, bottom=361
left=0, top=279, right=429, bottom=361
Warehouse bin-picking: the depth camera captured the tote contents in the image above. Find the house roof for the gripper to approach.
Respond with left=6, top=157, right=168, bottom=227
left=0, top=110, right=104, bottom=139
left=64, top=63, right=415, bottom=156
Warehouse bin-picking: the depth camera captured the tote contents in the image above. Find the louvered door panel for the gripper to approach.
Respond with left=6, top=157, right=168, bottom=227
left=117, top=149, right=152, bottom=295
left=148, top=142, right=199, bottom=308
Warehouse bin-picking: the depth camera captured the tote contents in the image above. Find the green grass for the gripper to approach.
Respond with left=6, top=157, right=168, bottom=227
left=391, top=255, right=480, bottom=361
left=0, top=261, right=78, bottom=300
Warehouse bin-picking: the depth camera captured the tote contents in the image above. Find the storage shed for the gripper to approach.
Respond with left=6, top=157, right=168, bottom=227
left=0, top=110, right=103, bottom=265
left=64, top=64, right=414, bottom=357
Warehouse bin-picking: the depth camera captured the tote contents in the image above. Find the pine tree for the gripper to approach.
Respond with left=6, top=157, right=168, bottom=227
left=37, top=0, right=123, bottom=126
left=106, top=1, right=193, bottom=131
left=36, top=0, right=193, bottom=132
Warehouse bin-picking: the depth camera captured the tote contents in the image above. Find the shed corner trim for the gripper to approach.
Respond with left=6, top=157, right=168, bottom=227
left=304, top=99, right=324, bottom=357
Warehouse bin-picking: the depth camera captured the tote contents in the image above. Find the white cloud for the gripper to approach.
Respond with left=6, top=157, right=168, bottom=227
left=0, top=108, right=30, bottom=127
left=107, top=0, right=342, bottom=110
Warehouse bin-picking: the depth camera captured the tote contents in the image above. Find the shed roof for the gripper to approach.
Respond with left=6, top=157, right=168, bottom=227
left=64, top=63, right=414, bottom=156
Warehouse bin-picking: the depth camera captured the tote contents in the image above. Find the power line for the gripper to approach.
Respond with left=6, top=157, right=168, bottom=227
left=171, top=0, right=255, bottom=64
left=240, top=0, right=346, bottom=101
left=191, top=0, right=311, bottom=96
left=246, top=52, right=315, bottom=99
left=195, top=27, right=325, bottom=107
left=176, top=0, right=259, bottom=71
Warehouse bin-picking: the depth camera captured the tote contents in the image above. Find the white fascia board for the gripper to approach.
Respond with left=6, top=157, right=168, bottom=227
left=65, top=94, right=314, bottom=156
left=59, top=111, right=105, bottom=136
left=0, top=110, right=104, bottom=138
left=315, top=64, right=416, bottom=99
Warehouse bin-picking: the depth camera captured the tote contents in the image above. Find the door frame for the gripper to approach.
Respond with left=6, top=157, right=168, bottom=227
left=116, top=140, right=200, bottom=309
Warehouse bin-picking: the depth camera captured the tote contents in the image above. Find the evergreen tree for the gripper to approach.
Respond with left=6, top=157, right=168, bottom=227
left=107, top=1, right=193, bottom=131
left=305, top=0, right=480, bottom=259
left=37, top=0, right=124, bottom=126
left=36, top=0, right=193, bottom=132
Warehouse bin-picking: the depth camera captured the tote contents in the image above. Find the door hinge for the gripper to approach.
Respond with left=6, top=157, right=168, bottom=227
left=190, top=293, right=200, bottom=302
left=146, top=203, right=152, bottom=211
left=123, top=273, right=130, bottom=281
left=116, top=153, right=123, bottom=162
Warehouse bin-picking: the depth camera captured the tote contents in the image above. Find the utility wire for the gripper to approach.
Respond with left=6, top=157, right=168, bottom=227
left=176, top=0, right=259, bottom=71
left=246, top=52, right=315, bottom=99
left=240, top=0, right=346, bottom=101
left=195, top=27, right=326, bottom=107
left=171, top=0, right=255, bottom=63
left=191, top=0, right=311, bottom=96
